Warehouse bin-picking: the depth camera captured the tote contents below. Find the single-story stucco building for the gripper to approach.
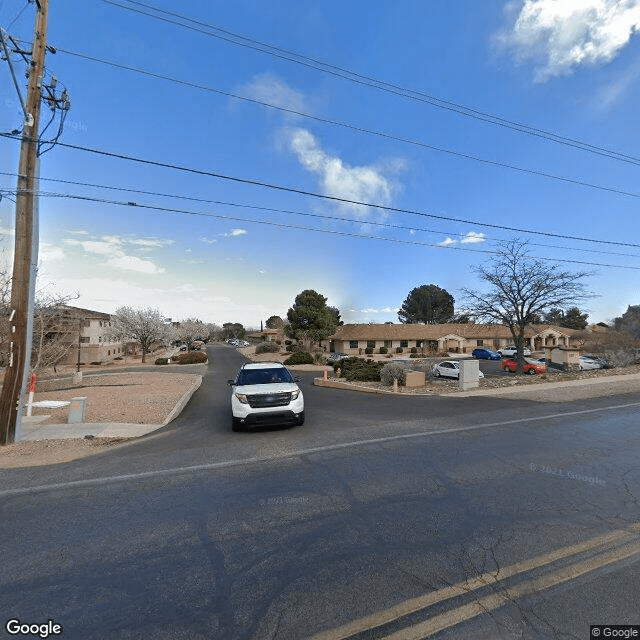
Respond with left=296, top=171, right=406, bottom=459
left=323, top=323, right=585, bottom=355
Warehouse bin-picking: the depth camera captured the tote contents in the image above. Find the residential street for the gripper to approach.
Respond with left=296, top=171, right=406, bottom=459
left=1, top=344, right=639, bottom=639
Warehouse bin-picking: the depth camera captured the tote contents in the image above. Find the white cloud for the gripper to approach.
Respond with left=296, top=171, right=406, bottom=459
left=39, top=244, right=65, bottom=263
left=240, top=72, right=308, bottom=113
left=221, top=229, right=247, bottom=238
left=64, top=234, right=165, bottom=274
left=107, top=255, right=165, bottom=274
left=288, top=128, right=398, bottom=220
left=499, top=0, right=640, bottom=80
left=460, top=231, right=487, bottom=244
left=440, top=232, right=486, bottom=246
left=201, top=236, right=218, bottom=244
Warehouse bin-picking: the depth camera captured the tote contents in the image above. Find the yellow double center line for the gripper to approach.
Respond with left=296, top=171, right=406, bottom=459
left=310, top=523, right=640, bottom=640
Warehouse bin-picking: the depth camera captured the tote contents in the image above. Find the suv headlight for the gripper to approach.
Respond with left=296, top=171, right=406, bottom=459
left=234, top=393, right=249, bottom=404
left=290, top=388, right=300, bottom=400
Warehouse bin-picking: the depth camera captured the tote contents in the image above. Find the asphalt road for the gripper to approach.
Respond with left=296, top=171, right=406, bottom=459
left=1, top=344, right=639, bottom=639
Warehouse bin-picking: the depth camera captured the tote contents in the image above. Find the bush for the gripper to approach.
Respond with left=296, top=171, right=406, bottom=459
left=380, top=362, right=410, bottom=386
left=155, top=357, right=169, bottom=365
left=114, top=356, right=123, bottom=361
left=173, top=351, right=207, bottom=364
left=410, top=347, right=417, bottom=354
left=284, top=351, right=314, bottom=365
left=410, top=353, right=421, bottom=358
left=396, top=347, right=403, bottom=353
left=90, top=361, right=102, bottom=365
left=379, top=346, right=388, bottom=354
left=334, top=357, right=383, bottom=381
left=365, top=347, right=374, bottom=355
left=255, top=341, right=279, bottom=354
left=285, top=340, right=292, bottom=346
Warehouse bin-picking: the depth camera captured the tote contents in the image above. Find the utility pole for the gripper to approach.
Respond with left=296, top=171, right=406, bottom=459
left=0, top=0, right=48, bottom=445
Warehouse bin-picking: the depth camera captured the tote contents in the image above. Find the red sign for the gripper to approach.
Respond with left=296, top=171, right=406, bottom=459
left=28, top=373, right=36, bottom=393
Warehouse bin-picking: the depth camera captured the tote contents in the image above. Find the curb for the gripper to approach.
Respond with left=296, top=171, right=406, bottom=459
left=160, top=375, right=203, bottom=426
left=313, top=372, right=640, bottom=398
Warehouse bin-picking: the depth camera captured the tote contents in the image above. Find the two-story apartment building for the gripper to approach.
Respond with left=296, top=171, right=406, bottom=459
left=55, top=305, right=125, bottom=365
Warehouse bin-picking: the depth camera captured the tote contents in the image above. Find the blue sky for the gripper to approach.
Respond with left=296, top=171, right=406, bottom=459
left=1, top=0, right=640, bottom=328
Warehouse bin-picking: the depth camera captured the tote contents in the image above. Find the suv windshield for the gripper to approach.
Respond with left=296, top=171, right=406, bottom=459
left=236, top=368, right=293, bottom=385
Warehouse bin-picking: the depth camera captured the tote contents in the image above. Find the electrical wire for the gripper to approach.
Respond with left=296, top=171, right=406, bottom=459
left=1, top=171, right=639, bottom=260
left=53, top=46, right=640, bottom=202
left=99, top=0, right=640, bottom=167
left=3, top=131, right=639, bottom=249
left=26, top=189, right=640, bottom=270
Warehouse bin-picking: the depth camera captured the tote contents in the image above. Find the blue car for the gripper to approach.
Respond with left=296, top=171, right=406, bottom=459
left=472, top=348, right=501, bottom=360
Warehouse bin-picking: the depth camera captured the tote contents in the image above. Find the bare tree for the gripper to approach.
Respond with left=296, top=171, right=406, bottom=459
left=110, top=307, right=167, bottom=363
left=462, top=240, right=592, bottom=373
left=30, top=298, right=80, bottom=372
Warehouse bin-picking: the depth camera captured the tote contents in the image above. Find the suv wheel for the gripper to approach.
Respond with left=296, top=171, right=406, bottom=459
left=295, top=411, right=305, bottom=427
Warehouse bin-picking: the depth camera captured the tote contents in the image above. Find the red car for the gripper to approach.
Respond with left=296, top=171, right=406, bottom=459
left=502, top=358, right=547, bottom=375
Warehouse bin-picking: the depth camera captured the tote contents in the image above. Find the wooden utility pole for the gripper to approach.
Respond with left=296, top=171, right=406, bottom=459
left=0, top=0, right=48, bottom=445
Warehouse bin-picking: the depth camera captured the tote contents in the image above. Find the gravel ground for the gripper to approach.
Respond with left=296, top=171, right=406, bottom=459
left=0, top=371, right=200, bottom=469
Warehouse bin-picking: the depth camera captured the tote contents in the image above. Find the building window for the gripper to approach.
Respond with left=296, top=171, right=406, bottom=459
left=400, top=340, right=408, bottom=348
left=384, top=340, right=391, bottom=348
left=476, top=340, right=484, bottom=346
left=416, top=340, right=424, bottom=348
left=367, top=340, right=376, bottom=349
left=80, top=337, right=90, bottom=344
left=349, top=340, right=358, bottom=349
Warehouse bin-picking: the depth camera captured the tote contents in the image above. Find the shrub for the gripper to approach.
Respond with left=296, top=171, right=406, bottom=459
left=155, top=357, right=169, bottom=365
left=410, top=347, right=417, bottom=354
left=114, top=356, right=123, bottom=361
left=380, top=362, right=410, bottom=386
left=409, top=353, right=421, bottom=358
left=285, top=340, right=292, bottom=346
left=365, top=347, right=374, bottom=355
left=284, top=351, right=314, bottom=365
left=335, top=357, right=383, bottom=381
left=90, top=361, right=102, bottom=365
left=396, top=347, right=403, bottom=354
left=255, top=341, right=279, bottom=354
left=173, top=351, right=207, bottom=364
left=379, top=346, right=388, bottom=354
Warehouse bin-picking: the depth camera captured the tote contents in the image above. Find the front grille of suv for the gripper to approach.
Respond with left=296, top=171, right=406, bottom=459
left=246, top=392, right=292, bottom=409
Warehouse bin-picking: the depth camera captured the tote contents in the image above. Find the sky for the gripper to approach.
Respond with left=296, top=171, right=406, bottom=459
left=1, top=0, right=639, bottom=328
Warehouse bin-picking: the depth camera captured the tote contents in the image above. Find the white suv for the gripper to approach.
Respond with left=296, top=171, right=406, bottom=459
left=498, top=345, right=531, bottom=357
left=228, top=362, right=305, bottom=430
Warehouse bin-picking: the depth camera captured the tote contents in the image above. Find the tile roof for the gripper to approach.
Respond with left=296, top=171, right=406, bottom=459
left=328, top=323, right=580, bottom=341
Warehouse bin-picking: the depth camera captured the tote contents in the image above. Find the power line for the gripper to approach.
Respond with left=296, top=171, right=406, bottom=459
left=53, top=46, right=640, bottom=202
left=98, top=0, right=640, bottom=167
left=2, top=171, right=639, bottom=260
left=27, top=189, right=640, bottom=270
left=3, top=132, right=639, bottom=249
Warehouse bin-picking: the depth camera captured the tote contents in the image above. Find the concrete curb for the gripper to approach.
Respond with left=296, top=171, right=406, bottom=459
left=161, top=375, right=203, bottom=426
left=314, top=372, right=640, bottom=398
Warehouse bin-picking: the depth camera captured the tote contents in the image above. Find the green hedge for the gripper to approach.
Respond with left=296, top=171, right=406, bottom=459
left=255, top=341, right=279, bottom=354
left=284, top=351, right=314, bottom=365
left=334, top=357, right=383, bottom=382
left=155, top=357, right=169, bottom=365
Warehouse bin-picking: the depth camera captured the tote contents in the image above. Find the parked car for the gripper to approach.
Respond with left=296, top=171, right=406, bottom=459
left=228, top=362, right=304, bottom=430
left=579, top=355, right=604, bottom=370
left=502, top=358, right=547, bottom=375
left=472, top=348, right=501, bottom=360
left=432, top=360, right=485, bottom=380
left=327, top=352, right=348, bottom=364
left=498, top=345, right=532, bottom=357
